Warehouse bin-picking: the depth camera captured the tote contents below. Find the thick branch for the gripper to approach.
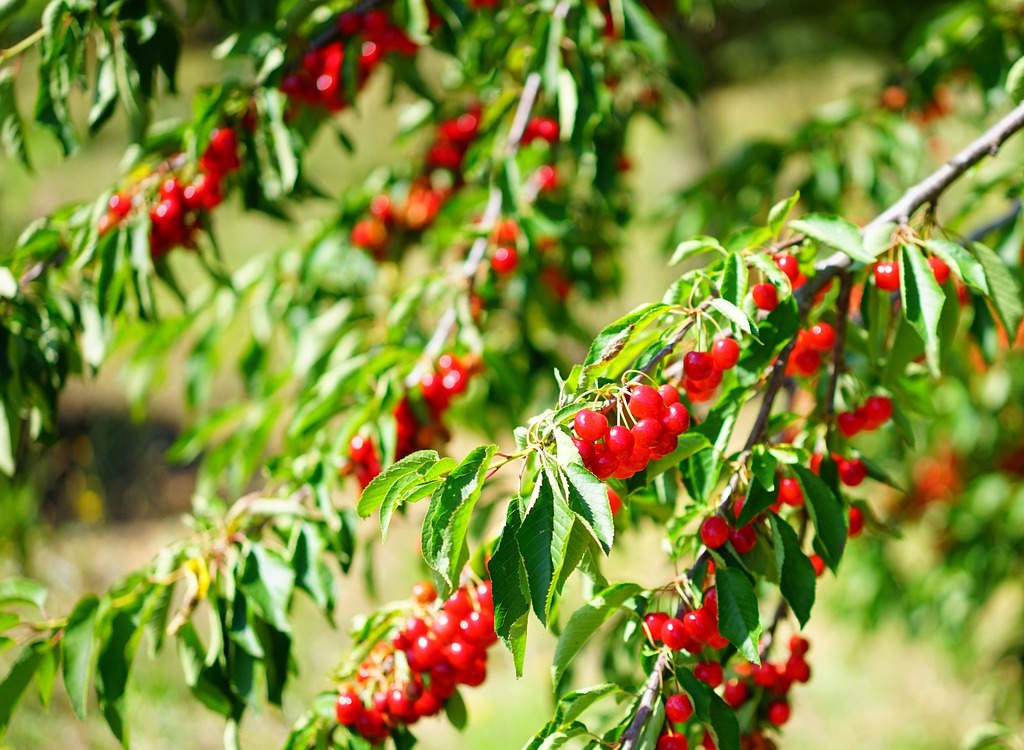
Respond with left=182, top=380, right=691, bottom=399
left=797, top=100, right=1024, bottom=304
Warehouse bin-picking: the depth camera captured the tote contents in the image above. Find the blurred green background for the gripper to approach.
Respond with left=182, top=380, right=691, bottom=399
left=1, top=10, right=1021, bottom=750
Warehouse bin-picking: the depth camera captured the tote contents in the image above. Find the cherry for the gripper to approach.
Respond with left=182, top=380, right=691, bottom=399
left=789, top=635, right=810, bottom=656
left=778, top=477, right=804, bottom=506
left=848, top=506, right=864, bottom=537
left=387, top=687, right=413, bottom=719
left=711, top=337, right=740, bottom=371
left=492, top=245, right=518, bottom=274
left=335, top=690, right=363, bottom=725
left=494, top=218, right=518, bottom=244
left=607, top=425, right=635, bottom=457
left=629, top=385, right=665, bottom=419
left=658, top=384, right=680, bottom=405
left=775, top=253, right=799, bottom=282
left=684, top=351, right=714, bottom=381
left=476, top=580, right=493, bottom=609
left=661, top=618, right=688, bottom=651
left=573, top=408, right=608, bottom=442
left=443, top=640, right=477, bottom=671
left=349, top=435, right=375, bottom=463
left=767, top=700, right=791, bottom=726
left=632, top=418, right=664, bottom=447
left=589, top=444, right=619, bottom=479
left=355, top=708, right=389, bottom=741
left=535, top=164, right=558, bottom=191
left=723, top=680, right=749, bottom=708
left=413, top=691, right=441, bottom=718
left=929, top=256, right=950, bottom=285
left=662, top=402, right=690, bottom=435
left=792, top=347, right=821, bottom=376
left=694, top=661, right=723, bottom=688
left=411, top=636, right=441, bottom=669
left=108, top=191, right=133, bottom=218
left=837, top=410, right=864, bottom=438
left=752, top=282, right=778, bottom=311
left=665, top=692, right=694, bottom=723
left=701, top=732, right=717, bottom=750
left=838, top=458, right=867, bottom=487
left=785, top=655, right=811, bottom=683
left=729, top=525, right=757, bottom=554
left=682, top=609, right=714, bottom=643
left=643, top=612, right=669, bottom=643
left=862, top=395, right=892, bottom=429
left=607, top=488, right=623, bottom=516
left=873, top=261, right=900, bottom=291
left=810, top=554, right=826, bottom=577
left=752, top=662, right=777, bottom=688
left=658, top=734, right=689, bottom=750
left=806, top=322, right=836, bottom=352
left=352, top=218, right=388, bottom=251
left=700, top=516, right=730, bottom=549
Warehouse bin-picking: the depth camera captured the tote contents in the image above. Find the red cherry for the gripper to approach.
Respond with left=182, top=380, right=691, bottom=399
left=589, top=443, right=619, bottom=480
left=629, top=385, right=665, bottom=419
left=810, top=554, right=826, bottom=577
left=806, top=322, right=836, bottom=352
left=848, top=506, right=864, bottom=537
left=862, top=395, right=892, bottom=429
left=683, top=351, right=714, bottom=381
left=351, top=218, right=388, bottom=251
left=723, top=679, right=749, bottom=708
left=775, top=253, right=799, bottom=282
left=355, top=708, right=388, bottom=741
left=573, top=409, right=609, bottom=442
left=767, top=700, right=791, bottom=726
left=729, top=525, right=757, bottom=554
left=661, top=618, right=688, bottom=651
left=413, top=691, right=441, bottom=718
left=792, top=347, right=821, bottom=376
left=658, top=384, right=680, bottom=405
left=778, top=477, right=804, bottom=506
left=752, top=282, right=778, bottom=311
left=412, top=581, right=436, bottom=604
left=838, top=458, right=867, bottom=487
left=873, top=261, right=900, bottom=291
left=711, top=337, right=740, bottom=371
left=369, top=194, right=393, bottom=222
left=443, top=639, right=477, bottom=671
left=789, top=635, right=810, bottom=655
left=643, top=612, right=669, bottom=643
left=658, top=734, right=689, bottom=750
left=432, top=611, right=458, bottom=640
left=411, top=636, right=441, bottom=669
left=349, top=435, right=375, bottom=463
left=665, top=692, right=694, bottom=723
left=694, top=661, right=723, bottom=688
left=682, top=609, right=714, bottom=643
left=108, top=191, right=133, bottom=218
left=492, top=245, right=518, bottom=274
left=632, top=417, right=663, bottom=448
left=387, top=687, right=413, bottom=719
left=929, top=256, right=950, bottom=285
left=786, top=655, right=811, bottom=683
left=662, top=402, right=690, bottom=435
left=335, top=690, right=363, bottom=725
left=607, top=425, right=635, bottom=458
left=494, top=218, right=518, bottom=244
left=837, top=410, right=864, bottom=438
left=535, top=164, right=558, bottom=191
left=700, top=516, right=730, bottom=548
left=607, top=488, right=622, bottom=516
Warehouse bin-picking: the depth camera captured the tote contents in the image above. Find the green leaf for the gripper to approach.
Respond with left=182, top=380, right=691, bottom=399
left=563, top=463, right=614, bottom=553
left=490, top=503, right=530, bottom=676
left=556, top=69, right=577, bottom=142
left=0, top=398, right=14, bottom=477
left=669, top=236, right=727, bottom=265
left=239, top=544, right=295, bottom=634
left=769, top=517, right=815, bottom=627
left=735, top=476, right=775, bottom=527
left=0, top=68, right=29, bottom=167
left=584, top=303, right=667, bottom=368
left=707, top=692, right=741, bottom=750
left=0, top=578, right=47, bottom=610
left=790, top=214, right=875, bottom=263
left=62, top=595, right=99, bottom=718
left=709, top=298, right=754, bottom=335
left=289, top=524, right=333, bottom=616
left=622, top=0, right=667, bottom=63
left=421, top=445, right=496, bottom=596
left=34, top=642, right=57, bottom=708
left=791, top=465, right=846, bottom=571
left=444, top=688, right=467, bottom=730
left=1007, top=56, right=1024, bottom=102
left=923, top=239, right=988, bottom=294
left=714, top=567, right=761, bottom=663
left=517, top=473, right=575, bottom=625
left=899, top=244, right=945, bottom=374
left=720, top=252, right=748, bottom=308
left=357, top=449, right=440, bottom=538
left=0, top=640, right=45, bottom=736
left=767, top=192, right=799, bottom=235
left=551, top=583, right=640, bottom=689
left=96, top=598, right=149, bottom=745
left=972, top=241, right=1023, bottom=336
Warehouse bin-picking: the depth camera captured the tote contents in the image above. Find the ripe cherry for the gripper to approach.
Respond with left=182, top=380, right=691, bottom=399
left=658, top=384, right=680, bottom=405
left=492, top=245, right=518, bottom=274
left=355, top=708, right=388, bottom=741
left=684, top=351, right=714, bottom=381
left=806, top=322, right=836, bottom=352
left=810, top=554, right=826, bottom=577
left=574, top=409, right=608, bottom=442
left=838, top=458, right=867, bottom=487
left=729, top=525, right=757, bottom=554
left=752, top=282, right=778, bottom=311
left=632, top=418, right=663, bottom=447
left=661, top=618, right=688, bottom=651
left=335, top=690, right=362, bottom=725
left=349, top=434, right=375, bottom=462
left=535, top=164, right=558, bottom=191
left=711, top=337, right=740, bottom=371
left=723, top=679, right=749, bottom=708
left=874, top=261, right=900, bottom=291
left=786, top=655, right=811, bottom=683
left=682, top=609, right=714, bottom=643
left=629, top=385, right=665, bottom=419
left=662, top=402, right=690, bottom=435
left=665, top=692, right=694, bottom=723
left=789, top=635, right=810, bottom=656
left=643, top=612, right=669, bottom=643
left=929, top=256, right=950, bottom=285
left=606, top=425, right=635, bottom=458
left=607, top=488, right=622, bottom=516
left=412, top=580, right=436, bottom=604
left=848, top=506, right=865, bottom=537
left=837, top=410, right=864, bottom=438
left=694, top=661, right=723, bottom=688
left=767, top=700, right=791, bottom=726
left=778, top=477, right=804, bottom=506
left=863, top=395, right=892, bottom=429
left=658, top=734, right=689, bottom=750
left=108, top=191, right=133, bottom=218
left=700, top=516, right=730, bottom=549
left=775, top=253, right=799, bottom=282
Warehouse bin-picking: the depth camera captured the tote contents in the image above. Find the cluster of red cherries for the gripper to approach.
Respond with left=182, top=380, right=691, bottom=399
left=872, top=254, right=951, bottom=292
left=785, top=321, right=835, bottom=377
left=280, top=9, right=417, bottom=112
left=98, top=128, right=241, bottom=258
left=571, top=383, right=691, bottom=481
left=836, top=394, right=893, bottom=437
left=681, top=336, right=739, bottom=403
left=350, top=105, right=483, bottom=257
left=347, top=353, right=478, bottom=488
left=334, top=578, right=496, bottom=743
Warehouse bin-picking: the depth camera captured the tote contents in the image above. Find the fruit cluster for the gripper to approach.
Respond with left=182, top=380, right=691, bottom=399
left=698, top=512, right=757, bottom=555
left=280, top=9, right=417, bottom=112
left=836, top=394, right=892, bottom=437
left=98, top=128, right=241, bottom=258
left=350, top=106, right=482, bottom=258
left=785, top=321, right=835, bottom=377
left=681, top=337, right=739, bottom=403
left=334, top=579, right=497, bottom=743
left=643, top=586, right=728, bottom=656
left=571, top=384, right=691, bottom=480
left=873, top=254, right=950, bottom=292
left=347, top=353, right=478, bottom=488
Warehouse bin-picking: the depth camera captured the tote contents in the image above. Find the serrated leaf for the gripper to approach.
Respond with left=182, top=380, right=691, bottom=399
left=791, top=214, right=875, bottom=263
left=584, top=303, right=667, bottom=367
left=792, top=465, right=846, bottom=571
left=239, top=544, right=295, bottom=634
left=563, top=463, right=614, bottom=553
left=669, top=236, right=727, bottom=265
left=767, top=192, right=799, bottom=235
left=1007, top=56, right=1024, bottom=102
left=62, top=595, right=99, bottom=718
left=972, top=241, right=1023, bottom=336
left=550, top=583, right=640, bottom=689
left=0, top=67, right=30, bottom=167
left=899, top=244, right=945, bottom=375
left=715, top=567, right=761, bottom=662
left=720, top=252, right=748, bottom=308
left=923, top=239, right=988, bottom=294
left=769, top=517, right=815, bottom=627
left=709, top=298, right=753, bottom=334
left=517, top=473, right=575, bottom=625
left=491, top=502, right=530, bottom=676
